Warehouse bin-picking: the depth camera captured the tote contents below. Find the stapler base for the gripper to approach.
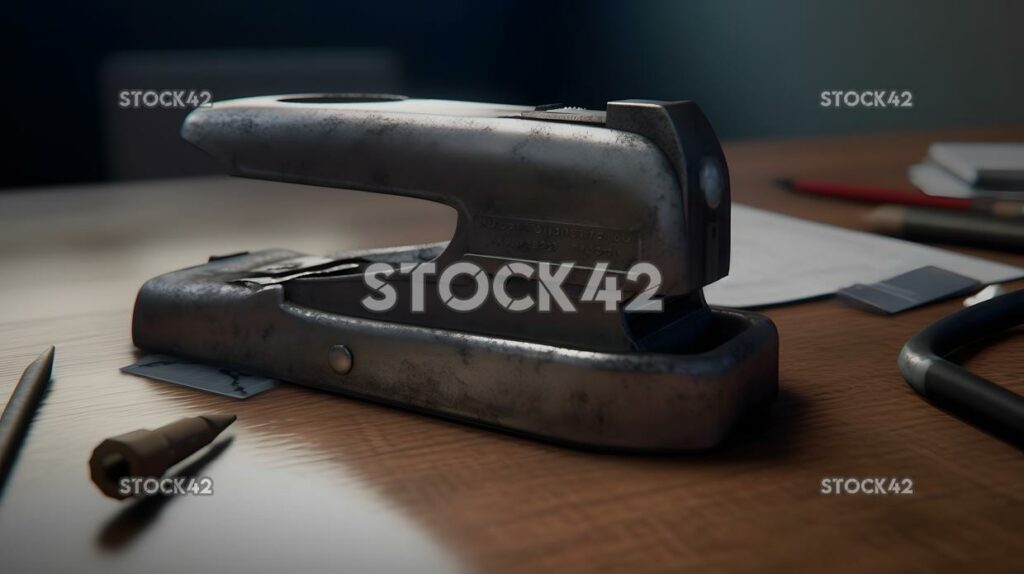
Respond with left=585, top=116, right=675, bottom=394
left=132, top=249, right=779, bottom=451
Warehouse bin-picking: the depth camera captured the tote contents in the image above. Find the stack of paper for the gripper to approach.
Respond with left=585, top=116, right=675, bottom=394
left=704, top=205, right=1023, bottom=308
left=910, top=142, right=1024, bottom=199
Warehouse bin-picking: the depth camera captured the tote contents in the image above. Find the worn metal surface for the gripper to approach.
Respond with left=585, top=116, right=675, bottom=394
left=130, top=95, right=777, bottom=450
left=180, top=96, right=731, bottom=352
left=133, top=249, right=778, bottom=451
left=181, top=96, right=729, bottom=299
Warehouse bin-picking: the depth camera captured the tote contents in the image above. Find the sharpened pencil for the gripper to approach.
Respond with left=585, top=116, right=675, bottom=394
left=0, top=346, right=55, bottom=493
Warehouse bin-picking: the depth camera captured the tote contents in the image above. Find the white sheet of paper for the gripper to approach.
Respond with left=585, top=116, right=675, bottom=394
left=909, top=163, right=1024, bottom=199
left=703, top=205, right=1024, bottom=308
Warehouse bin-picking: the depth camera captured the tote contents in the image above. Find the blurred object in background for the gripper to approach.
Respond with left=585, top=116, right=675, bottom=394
left=576, top=1, right=1024, bottom=139
left=910, top=142, right=1024, bottom=200
left=3, top=0, right=1024, bottom=189
left=100, top=49, right=402, bottom=180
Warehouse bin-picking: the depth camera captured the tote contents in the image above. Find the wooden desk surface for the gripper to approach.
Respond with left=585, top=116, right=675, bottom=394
left=1, top=126, right=1022, bottom=573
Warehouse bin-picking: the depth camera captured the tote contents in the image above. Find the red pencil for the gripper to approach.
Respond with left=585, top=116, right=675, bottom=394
left=777, top=178, right=972, bottom=210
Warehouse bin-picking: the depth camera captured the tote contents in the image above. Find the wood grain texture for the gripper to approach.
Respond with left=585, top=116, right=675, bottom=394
left=0, top=126, right=1022, bottom=573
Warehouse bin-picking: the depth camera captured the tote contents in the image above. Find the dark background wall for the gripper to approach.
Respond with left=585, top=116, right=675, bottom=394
left=2, top=0, right=1022, bottom=189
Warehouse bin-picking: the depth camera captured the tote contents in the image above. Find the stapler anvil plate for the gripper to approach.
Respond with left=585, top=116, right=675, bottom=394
left=132, top=94, right=779, bottom=451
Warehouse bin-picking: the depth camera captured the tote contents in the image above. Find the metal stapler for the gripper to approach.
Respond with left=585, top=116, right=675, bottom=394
left=132, top=94, right=779, bottom=451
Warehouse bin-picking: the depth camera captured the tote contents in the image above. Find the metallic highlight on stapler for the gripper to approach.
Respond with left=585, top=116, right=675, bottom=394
left=131, top=94, right=779, bottom=451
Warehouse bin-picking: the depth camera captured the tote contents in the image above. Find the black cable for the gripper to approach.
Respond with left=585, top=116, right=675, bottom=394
left=898, top=288, right=1024, bottom=444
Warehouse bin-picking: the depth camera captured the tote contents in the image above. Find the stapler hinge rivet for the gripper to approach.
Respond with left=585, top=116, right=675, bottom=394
left=700, top=158, right=724, bottom=209
left=328, top=344, right=354, bottom=374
